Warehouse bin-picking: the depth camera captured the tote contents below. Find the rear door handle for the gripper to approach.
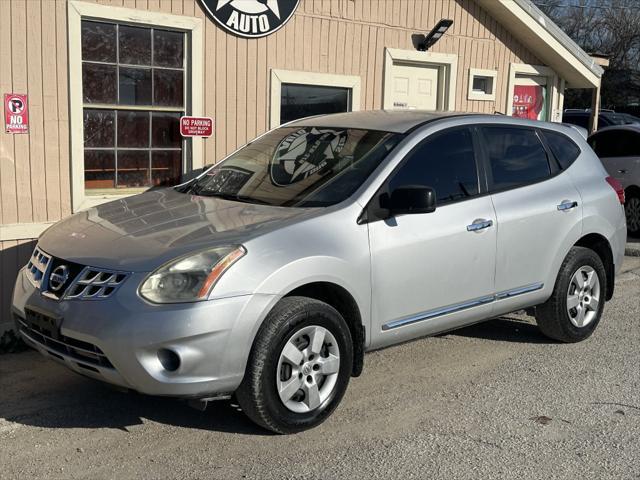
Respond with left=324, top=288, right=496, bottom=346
left=557, top=200, right=578, bottom=211
left=618, top=169, right=627, bottom=174
left=467, top=219, right=493, bottom=232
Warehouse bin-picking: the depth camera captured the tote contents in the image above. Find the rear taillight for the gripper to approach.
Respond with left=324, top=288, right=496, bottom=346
left=606, top=176, right=625, bottom=205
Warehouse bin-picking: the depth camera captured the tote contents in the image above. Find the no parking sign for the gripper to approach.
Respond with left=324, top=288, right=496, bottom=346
left=4, top=93, right=29, bottom=134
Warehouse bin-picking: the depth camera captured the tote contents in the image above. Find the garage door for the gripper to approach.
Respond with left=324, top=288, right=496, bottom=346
left=386, top=63, right=440, bottom=110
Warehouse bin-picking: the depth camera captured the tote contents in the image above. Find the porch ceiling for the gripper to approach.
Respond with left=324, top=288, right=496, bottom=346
left=476, top=0, right=603, bottom=89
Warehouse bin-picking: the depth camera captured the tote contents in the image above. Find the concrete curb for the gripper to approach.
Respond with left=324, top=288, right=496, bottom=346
left=626, top=242, right=640, bottom=257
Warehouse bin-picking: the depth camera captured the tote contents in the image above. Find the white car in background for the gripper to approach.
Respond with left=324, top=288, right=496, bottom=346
left=588, top=125, right=640, bottom=236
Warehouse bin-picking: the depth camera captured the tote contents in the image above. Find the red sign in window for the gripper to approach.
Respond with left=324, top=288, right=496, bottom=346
left=180, top=116, right=213, bottom=137
left=4, top=93, right=29, bottom=134
left=512, top=85, right=545, bottom=121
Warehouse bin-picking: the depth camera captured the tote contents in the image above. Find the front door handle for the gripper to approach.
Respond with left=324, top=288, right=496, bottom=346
left=618, top=169, right=627, bottom=174
left=557, top=200, right=578, bottom=211
left=467, top=219, right=493, bottom=232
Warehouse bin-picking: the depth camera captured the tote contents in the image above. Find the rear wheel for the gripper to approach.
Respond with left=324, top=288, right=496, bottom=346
left=625, top=192, right=640, bottom=237
left=236, top=296, right=353, bottom=434
left=536, top=246, right=606, bottom=343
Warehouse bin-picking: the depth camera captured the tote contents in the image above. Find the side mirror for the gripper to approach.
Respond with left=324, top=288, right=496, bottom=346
left=380, top=185, right=437, bottom=216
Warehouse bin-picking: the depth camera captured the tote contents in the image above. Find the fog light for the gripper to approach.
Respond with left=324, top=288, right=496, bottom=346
left=158, top=348, right=181, bottom=372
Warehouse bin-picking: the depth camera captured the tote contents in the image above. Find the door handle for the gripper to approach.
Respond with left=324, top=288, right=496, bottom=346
left=467, top=219, right=493, bottom=232
left=618, top=169, right=627, bottom=174
left=557, top=200, right=578, bottom=211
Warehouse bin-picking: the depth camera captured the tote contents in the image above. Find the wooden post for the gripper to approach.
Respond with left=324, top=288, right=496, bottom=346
left=589, top=83, right=601, bottom=134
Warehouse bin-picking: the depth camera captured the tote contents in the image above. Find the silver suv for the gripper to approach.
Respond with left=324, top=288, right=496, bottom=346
left=12, top=111, right=627, bottom=433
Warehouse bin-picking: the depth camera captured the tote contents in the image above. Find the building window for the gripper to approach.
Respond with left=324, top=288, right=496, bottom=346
left=280, top=84, right=351, bottom=125
left=270, top=70, right=361, bottom=128
left=468, top=68, right=497, bottom=101
left=81, top=20, right=185, bottom=191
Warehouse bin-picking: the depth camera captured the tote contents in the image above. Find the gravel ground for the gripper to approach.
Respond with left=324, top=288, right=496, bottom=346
left=1, top=257, right=639, bottom=480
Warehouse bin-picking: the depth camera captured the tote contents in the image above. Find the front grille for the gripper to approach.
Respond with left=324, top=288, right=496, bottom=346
left=65, top=267, right=129, bottom=300
left=25, top=247, right=52, bottom=289
left=25, top=245, right=129, bottom=301
left=17, top=316, right=114, bottom=369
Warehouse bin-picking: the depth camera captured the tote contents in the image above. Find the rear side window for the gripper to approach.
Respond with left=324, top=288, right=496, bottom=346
left=563, top=114, right=589, bottom=129
left=482, top=127, right=551, bottom=191
left=589, top=130, right=640, bottom=157
left=542, top=130, right=581, bottom=169
left=389, top=128, right=479, bottom=205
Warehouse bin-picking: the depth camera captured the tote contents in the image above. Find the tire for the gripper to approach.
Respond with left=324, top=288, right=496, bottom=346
left=625, top=192, right=640, bottom=238
left=535, top=246, right=606, bottom=343
left=236, top=296, right=353, bottom=434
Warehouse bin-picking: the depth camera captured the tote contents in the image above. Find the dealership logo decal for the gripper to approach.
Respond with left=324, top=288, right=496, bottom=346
left=49, top=265, right=70, bottom=292
left=270, top=128, right=348, bottom=187
left=198, top=0, right=300, bottom=38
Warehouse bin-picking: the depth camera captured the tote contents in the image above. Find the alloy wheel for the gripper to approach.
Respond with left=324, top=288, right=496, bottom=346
left=566, top=265, right=601, bottom=328
left=276, top=325, right=340, bottom=413
left=625, top=196, right=640, bottom=233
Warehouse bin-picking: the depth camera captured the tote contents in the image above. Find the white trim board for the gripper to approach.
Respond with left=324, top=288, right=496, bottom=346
left=67, top=1, right=204, bottom=213
left=467, top=68, right=498, bottom=102
left=270, top=69, right=362, bottom=129
left=383, top=48, right=458, bottom=112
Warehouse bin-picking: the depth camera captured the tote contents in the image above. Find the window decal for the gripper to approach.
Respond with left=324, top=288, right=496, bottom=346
left=270, top=128, right=348, bottom=186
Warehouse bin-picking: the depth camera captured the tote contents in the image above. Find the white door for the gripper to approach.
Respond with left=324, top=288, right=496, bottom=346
left=387, top=63, right=439, bottom=110
left=368, top=127, right=497, bottom=349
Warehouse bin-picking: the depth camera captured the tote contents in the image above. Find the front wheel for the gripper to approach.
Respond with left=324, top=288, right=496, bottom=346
left=236, top=296, right=353, bottom=434
left=535, top=246, right=606, bottom=343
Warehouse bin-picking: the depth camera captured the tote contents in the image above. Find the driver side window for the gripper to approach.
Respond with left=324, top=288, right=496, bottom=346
left=388, top=128, right=480, bottom=205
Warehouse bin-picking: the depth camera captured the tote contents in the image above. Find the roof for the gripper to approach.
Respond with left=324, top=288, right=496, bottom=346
left=477, top=0, right=603, bottom=88
left=591, top=124, right=640, bottom=136
left=287, top=110, right=579, bottom=134
left=287, top=110, right=474, bottom=133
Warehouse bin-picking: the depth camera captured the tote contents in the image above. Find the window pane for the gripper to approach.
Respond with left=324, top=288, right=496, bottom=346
left=483, top=127, right=551, bottom=190
left=119, top=67, right=152, bottom=105
left=83, top=109, right=115, bottom=148
left=473, top=77, right=488, bottom=92
left=117, top=111, right=150, bottom=148
left=590, top=131, right=640, bottom=157
left=389, top=128, right=479, bottom=205
left=562, top=114, right=589, bottom=129
left=542, top=130, right=581, bottom=169
left=117, top=150, right=149, bottom=188
left=153, top=30, right=184, bottom=68
left=280, top=84, right=350, bottom=124
left=82, top=63, right=117, bottom=104
left=153, top=69, right=184, bottom=107
left=81, top=21, right=116, bottom=62
left=152, top=151, right=182, bottom=186
left=152, top=112, right=182, bottom=147
left=84, top=150, right=115, bottom=189
left=624, top=132, right=640, bottom=156
left=119, top=25, right=151, bottom=65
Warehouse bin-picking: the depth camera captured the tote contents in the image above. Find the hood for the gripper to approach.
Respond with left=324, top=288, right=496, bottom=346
left=38, top=188, right=313, bottom=271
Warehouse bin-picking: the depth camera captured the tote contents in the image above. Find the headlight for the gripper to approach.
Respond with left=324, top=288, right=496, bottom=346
left=139, top=246, right=246, bottom=304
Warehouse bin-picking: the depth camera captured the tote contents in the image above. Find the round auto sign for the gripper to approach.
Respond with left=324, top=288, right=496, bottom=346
left=198, top=0, right=300, bottom=38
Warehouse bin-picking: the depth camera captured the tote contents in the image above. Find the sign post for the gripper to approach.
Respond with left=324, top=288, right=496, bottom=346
left=180, top=116, right=213, bottom=137
left=4, top=93, right=29, bottom=134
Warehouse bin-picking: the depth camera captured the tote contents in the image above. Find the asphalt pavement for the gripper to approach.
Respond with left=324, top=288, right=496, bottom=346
left=1, top=257, right=639, bottom=480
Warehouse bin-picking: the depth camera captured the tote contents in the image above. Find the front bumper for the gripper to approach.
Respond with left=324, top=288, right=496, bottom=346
left=12, top=267, right=277, bottom=397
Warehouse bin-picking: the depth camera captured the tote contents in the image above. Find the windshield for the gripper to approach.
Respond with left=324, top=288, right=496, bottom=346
left=180, top=127, right=402, bottom=207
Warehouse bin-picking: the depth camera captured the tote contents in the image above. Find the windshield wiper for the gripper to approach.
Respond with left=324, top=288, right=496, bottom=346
left=192, top=191, right=269, bottom=205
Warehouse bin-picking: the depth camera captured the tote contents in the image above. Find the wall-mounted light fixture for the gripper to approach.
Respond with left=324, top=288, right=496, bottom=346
left=412, top=19, right=454, bottom=52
